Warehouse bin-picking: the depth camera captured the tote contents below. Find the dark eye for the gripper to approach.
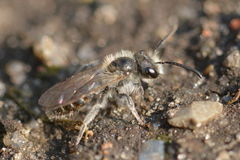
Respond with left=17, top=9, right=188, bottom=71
left=111, top=61, right=117, bottom=67
left=145, top=67, right=158, bottom=78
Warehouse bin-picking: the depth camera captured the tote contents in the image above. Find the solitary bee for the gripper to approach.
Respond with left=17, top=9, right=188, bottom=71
left=38, top=26, right=203, bottom=146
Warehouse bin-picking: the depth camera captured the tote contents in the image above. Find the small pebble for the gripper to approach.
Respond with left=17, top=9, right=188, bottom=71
left=203, top=1, right=220, bottom=16
left=216, top=151, right=230, bottom=160
left=208, top=93, right=220, bottom=102
left=223, top=48, right=240, bottom=68
left=203, top=64, right=215, bottom=77
left=139, top=140, right=164, bottom=160
left=147, top=95, right=155, bottom=102
left=222, top=95, right=232, bottom=104
left=168, top=102, right=175, bottom=108
left=156, top=98, right=161, bottom=102
left=94, top=4, right=118, bottom=25
left=101, top=142, right=113, bottom=155
left=177, top=153, right=187, bottom=160
left=5, top=60, right=30, bottom=85
left=117, top=136, right=122, bottom=141
left=168, top=101, right=223, bottom=129
left=205, top=134, right=210, bottom=140
left=174, top=97, right=181, bottom=104
left=34, top=36, right=72, bottom=67
left=201, top=29, right=212, bottom=38
left=120, top=152, right=128, bottom=159
left=229, top=18, right=240, bottom=31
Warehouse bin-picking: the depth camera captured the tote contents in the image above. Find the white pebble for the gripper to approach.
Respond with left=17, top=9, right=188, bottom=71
left=168, top=101, right=223, bottom=129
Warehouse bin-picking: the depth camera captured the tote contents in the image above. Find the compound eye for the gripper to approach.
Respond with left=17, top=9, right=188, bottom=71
left=145, top=67, right=158, bottom=78
left=108, top=61, right=117, bottom=72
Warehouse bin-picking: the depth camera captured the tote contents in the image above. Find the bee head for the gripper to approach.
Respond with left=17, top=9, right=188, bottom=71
left=135, top=50, right=159, bottom=78
left=108, top=57, right=136, bottom=74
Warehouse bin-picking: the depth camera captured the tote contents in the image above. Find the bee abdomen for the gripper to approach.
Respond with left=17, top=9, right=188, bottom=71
left=46, top=102, right=86, bottom=121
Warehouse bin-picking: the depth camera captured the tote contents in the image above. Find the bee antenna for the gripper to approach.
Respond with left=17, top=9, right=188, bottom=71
left=154, top=24, right=178, bottom=54
left=156, top=61, right=203, bottom=79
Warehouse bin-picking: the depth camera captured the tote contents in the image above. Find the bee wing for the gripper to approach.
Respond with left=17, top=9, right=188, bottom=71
left=38, top=65, right=127, bottom=110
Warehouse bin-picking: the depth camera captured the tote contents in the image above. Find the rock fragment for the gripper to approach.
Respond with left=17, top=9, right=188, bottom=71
left=223, top=48, right=240, bottom=68
left=94, top=4, right=118, bottom=25
left=33, top=36, right=73, bottom=67
left=168, top=101, right=223, bottom=129
left=229, top=18, right=240, bottom=31
left=139, top=140, right=164, bottom=160
left=216, top=150, right=230, bottom=160
left=5, top=60, right=30, bottom=85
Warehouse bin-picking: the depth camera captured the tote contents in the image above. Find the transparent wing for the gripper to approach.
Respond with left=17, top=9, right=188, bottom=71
left=38, top=65, right=127, bottom=110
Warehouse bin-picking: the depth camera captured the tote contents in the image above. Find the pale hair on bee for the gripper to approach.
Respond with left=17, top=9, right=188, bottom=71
left=38, top=24, right=203, bottom=147
left=103, top=50, right=135, bottom=68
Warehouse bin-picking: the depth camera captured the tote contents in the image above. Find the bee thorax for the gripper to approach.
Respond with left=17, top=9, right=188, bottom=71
left=107, top=57, right=137, bottom=73
left=117, top=80, right=141, bottom=95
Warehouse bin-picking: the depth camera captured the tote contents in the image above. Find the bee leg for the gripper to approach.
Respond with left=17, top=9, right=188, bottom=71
left=131, top=86, right=144, bottom=107
left=116, top=94, right=145, bottom=126
left=74, top=105, right=100, bottom=146
left=74, top=95, right=108, bottom=146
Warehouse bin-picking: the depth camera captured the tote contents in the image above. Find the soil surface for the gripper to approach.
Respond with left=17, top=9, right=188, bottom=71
left=0, top=0, right=239, bottom=160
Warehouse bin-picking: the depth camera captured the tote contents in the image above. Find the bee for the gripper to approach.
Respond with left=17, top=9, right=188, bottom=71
left=38, top=26, right=203, bottom=146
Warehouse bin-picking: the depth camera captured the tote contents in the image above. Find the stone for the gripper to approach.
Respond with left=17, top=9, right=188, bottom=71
left=5, top=60, right=30, bottom=85
left=139, top=140, right=164, bottom=160
left=223, top=48, right=240, bottom=68
left=33, top=36, right=72, bottom=67
left=168, top=101, right=223, bottom=129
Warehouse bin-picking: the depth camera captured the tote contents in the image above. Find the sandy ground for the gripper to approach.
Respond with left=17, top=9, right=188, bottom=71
left=0, top=0, right=239, bottom=159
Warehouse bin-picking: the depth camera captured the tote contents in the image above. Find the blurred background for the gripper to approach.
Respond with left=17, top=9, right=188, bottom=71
left=0, top=0, right=239, bottom=160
